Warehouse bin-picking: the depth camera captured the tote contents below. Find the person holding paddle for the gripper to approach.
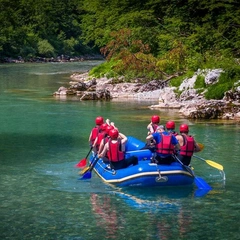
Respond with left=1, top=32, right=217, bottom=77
left=76, top=116, right=104, bottom=168
left=89, top=116, right=104, bottom=147
left=143, top=115, right=161, bottom=151
left=98, top=129, right=138, bottom=170
left=97, top=125, right=114, bottom=156
left=175, top=124, right=201, bottom=166
left=92, top=122, right=108, bottom=153
left=147, top=115, right=160, bottom=134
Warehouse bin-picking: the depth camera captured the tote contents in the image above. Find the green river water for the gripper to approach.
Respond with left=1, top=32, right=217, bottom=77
left=0, top=62, right=239, bottom=240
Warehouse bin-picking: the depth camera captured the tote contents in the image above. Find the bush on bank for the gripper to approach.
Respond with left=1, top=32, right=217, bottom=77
left=89, top=54, right=240, bottom=101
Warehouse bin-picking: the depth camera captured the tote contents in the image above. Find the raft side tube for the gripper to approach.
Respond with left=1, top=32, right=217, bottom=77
left=125, top=149, right=152, bottom=161
left=126, top=136, right=146, bottom=151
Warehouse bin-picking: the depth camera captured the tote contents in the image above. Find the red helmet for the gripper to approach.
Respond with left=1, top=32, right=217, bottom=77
left=151, top=115, right=160, bottom=124
left=100, top=123, right=108, bottom=131
left=166, top=121, right=175, bottom=129
left=106, top=125, right=114, bottom=135
left=95, top=116, right=104, bottom=125
left=109, top=129, right=119, bottom=139
left=179, top=124, right=189, bottom=133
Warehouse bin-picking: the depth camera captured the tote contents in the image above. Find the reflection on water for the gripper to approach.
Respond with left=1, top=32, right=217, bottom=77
left=112, top=187, right=193, bottom=212
left=89, top=189, right=195, bottom=239
left=0, top=62, right=239, bottom=240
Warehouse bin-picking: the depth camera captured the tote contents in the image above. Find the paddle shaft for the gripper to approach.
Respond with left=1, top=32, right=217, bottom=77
left=81, top=155, right=99, bottom=175
left=88, top=156, right=99, bottom=172
left=193, top=155, right=224, bottom=171
left=85, top=146, right=93, bottom=159
left=173, top=155, right=212, bottom=190
left=75, top=147, right=93, bottom=168
left=193, top=155, right=207, bottom=162
left=173, top=155, right=195, bottom=177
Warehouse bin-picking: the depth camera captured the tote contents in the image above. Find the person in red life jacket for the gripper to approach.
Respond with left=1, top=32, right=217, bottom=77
left=89, top=116, right=104, bottom=147
left=166, top=120, right=178, bottom=136
left=147, top=115, right=160, bottom=135
left=175, top=124, right=201, bottom=166
left=98, top=129, right=138, bottom=170
left=146, top=125, right=180, bottom=164
left=97, top=120, right=118, bottom=161
left=92, top=123, right=108, bottom=154
left=98, top=125, right=114, bottom=155
left=143, top=115, right=161, bottom=151
left=97, top=119, right=117, bottom=153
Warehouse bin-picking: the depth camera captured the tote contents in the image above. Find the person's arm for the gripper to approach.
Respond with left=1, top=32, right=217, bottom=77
left=98, top=142, right=108, bottom=158
left=174, top=142, right=180, bottom=151
left=98, top=138, right=105, bottom=153
left=194, top=140, right=201, bottom=152
left=106, top=119, right=110, bottom=126
left=119, top=134, right=128, bottom=152
left=146, top=134, right=153, bottom=141
left=172, top=135, right=180, bottom=151
left=89, top=130, right=92, bottom=142
left=92, top=136, right=97, bottom=148
left=175, top=135, right=183, bottom=147
left=119, top=132, right=127, bottom=142
left=92, top=136, right=98, bottom=153
left=147, top=122, right=154, bottom=134
left=106, top=119, right=117, bottom=129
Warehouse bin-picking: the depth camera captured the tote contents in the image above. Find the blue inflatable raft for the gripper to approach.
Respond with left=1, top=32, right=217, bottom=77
left=91, top=136, right=195, bottom=187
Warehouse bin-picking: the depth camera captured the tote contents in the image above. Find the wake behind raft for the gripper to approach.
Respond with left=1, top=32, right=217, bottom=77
left=79, top=136, right=212, bottom=192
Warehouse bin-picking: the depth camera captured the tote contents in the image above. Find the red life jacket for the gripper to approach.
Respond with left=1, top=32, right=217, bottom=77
left=180, top=135, right=195, bottom=156
left=156, top=133, right=175, bottom=155
left=90, top=127, right=99, bottom=145
left=103, top=136, right=110, bottom=144
left=95, top=132, right=106, bottom=151
left=152, top=124, right=158, bottom=133
left=107, top=139, right=124, bottom=162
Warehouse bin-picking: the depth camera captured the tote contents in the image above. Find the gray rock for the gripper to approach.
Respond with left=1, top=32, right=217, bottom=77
left=53, top=70, right=240, bottom=120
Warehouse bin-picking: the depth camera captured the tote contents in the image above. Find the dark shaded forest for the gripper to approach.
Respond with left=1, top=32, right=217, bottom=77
left=1, top=0, right=240, bottom=82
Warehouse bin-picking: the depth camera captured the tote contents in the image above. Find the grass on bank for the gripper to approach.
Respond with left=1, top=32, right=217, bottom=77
left=89, top=54, right=240, bottom=100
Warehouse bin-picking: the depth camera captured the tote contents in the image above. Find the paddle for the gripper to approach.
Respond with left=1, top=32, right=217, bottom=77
left=193, top=155, right=224, bottom=171
left=79, top=155, right=99, bottom=180
left=173, top=155, right=212, bottom=190
left=75, top=147, right=93, bottom=168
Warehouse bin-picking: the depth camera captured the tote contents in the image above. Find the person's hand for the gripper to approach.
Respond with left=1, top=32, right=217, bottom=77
left=106, top=119, right=110, bottom=125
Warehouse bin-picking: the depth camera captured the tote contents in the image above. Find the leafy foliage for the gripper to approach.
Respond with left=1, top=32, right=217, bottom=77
left=194, top=75, right=206, bottom=89
left=89, top=59, right=118, bottom=78
left=169, top=75, right=184, bottom=88
left=205, top=66, right=240, bottom=99
left=37, top=40, right=55, bottom=57
left=205, top=83, right=231, bottom=100
left=0, top=0, right=239, bottom=91
left=0, top=0, right=93, bottom=59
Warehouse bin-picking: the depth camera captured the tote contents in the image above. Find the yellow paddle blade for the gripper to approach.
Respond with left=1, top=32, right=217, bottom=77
left=206, top=160, right=224, bottom=171
left=79, top=166, right=90, bottom=175
left=197, top=143, right=204, bottom=151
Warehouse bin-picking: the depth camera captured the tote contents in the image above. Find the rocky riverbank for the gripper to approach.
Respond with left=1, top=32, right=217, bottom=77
left=2, top=54, right=104, bottom=63
left=53, top=70, right=240, bottom=121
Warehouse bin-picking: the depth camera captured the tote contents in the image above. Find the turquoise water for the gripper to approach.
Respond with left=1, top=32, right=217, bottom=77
left=0, top=62, right=239, bottom=240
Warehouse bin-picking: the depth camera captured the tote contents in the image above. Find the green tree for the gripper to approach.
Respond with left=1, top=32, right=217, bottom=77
left=37, top=39, right=55, bottom=57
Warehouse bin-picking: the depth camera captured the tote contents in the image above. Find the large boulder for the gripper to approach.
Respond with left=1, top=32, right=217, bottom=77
left=79, top=89, right=111, bottom=100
